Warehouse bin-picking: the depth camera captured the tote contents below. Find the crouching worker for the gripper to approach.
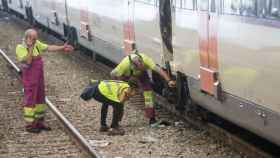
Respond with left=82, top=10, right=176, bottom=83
left=80, top=80, right=138, bottom=135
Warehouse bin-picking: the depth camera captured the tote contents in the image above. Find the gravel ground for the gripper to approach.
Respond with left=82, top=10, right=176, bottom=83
left=0, top=12, right=243, bottom=158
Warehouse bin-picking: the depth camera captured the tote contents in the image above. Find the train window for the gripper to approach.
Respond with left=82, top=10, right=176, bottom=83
left=221, top=0, right=280, bottom=20
left=221, top=0, right=241, bottom=15
left=240, top=0, right=257, bottom=17
left=266, top=0, right=280, bottom=20
left=19, top=0, right=23, bottom=8
left=181, top=0, right=195, bottom=10
left=171, top=0, right=196, bottom=10
left=222, top=0, right=257, bottom=17
left=173, top=0, right=182, bottom=8
left=135, top=0, right=154, bottom=5
left=200, top=0, right=208, bottom=11
left=210, top=0, right=216, bottom=12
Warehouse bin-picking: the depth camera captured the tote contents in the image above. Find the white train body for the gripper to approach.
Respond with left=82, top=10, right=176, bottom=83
left=2, top=0, right=280, bottom=146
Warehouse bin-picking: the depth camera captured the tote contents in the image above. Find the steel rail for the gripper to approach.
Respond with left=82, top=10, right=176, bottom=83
left=0, top=48, right=102, bottom=158
left=0, top=49, right=20, bottom=73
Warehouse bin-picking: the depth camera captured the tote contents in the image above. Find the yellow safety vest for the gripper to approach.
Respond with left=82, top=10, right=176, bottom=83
left=98, top=80, right=129, bottom=103
left=16, top=40, right=48, bottom=62
left=111, top=52, right=157, bottom=77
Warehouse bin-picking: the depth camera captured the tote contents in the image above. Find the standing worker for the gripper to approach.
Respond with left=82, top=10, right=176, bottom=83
left=111, top=46, right=176, bottom=126
left=16, top=29, right=74, bottom=133
left=80, top=79, right=138, bottom=135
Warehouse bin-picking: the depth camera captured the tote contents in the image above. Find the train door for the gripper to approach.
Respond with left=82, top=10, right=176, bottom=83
left=171, top=0, right=220, bottom=98
left=133, top=0, right=162, bottom=64
left=1, top=0, right=8, bottom=11
left=171, top=0, right=200, bottom=79
left=198, top=0, right=220, bottom=98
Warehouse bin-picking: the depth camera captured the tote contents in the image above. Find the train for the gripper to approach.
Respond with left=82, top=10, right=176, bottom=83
left=1, top=0, right=280, bottom=146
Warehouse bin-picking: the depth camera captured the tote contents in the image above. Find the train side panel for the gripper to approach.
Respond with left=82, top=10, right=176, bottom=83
left=5, top=0, right=279, bottom=146
left=46, top=0, right=67, bottom=35
left=90, top=0, right=125, bottom=62
left=134, top=0, right=163, bottom=65
left=215, top=0, right=280, bottom=144
left=171, top=1, right=200, bottom=79
left=31, top=0, right=51, bottom=28
left=31, top=0, right=66, bottom=35
left=171, top=0, right=280, bottom=145
left=7, top=0, right=28, bottom=16
left=189, top=77, right=280, bottom=146
left=218, top=0, right=280, bottom=114
left=67, top=0, right=125, bottom=63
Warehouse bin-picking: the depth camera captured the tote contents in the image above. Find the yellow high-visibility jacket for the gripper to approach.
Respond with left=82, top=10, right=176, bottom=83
left=97, top=80, right=130, bottom=103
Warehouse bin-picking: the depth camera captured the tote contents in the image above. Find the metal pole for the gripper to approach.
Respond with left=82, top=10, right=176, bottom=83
left=0, top=48, right=102, bottom=158
left=0, top=49, right=21, bottom=73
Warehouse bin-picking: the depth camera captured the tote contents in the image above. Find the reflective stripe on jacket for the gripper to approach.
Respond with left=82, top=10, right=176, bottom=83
left=98, top=80, right=129, bottom=103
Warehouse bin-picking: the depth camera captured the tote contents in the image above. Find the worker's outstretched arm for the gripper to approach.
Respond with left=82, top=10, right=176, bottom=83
left=47, top=43, right=73, bottom=52
left=143, top=53, right=176, bottom=87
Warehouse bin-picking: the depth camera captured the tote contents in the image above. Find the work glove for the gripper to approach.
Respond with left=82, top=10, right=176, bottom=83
left=168, top=80, right=176, bottom=87
left=63, top=43, right=74, bottom=52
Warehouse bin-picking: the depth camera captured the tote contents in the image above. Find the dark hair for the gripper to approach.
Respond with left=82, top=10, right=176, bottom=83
left=128, top=79, right=138, bottom=89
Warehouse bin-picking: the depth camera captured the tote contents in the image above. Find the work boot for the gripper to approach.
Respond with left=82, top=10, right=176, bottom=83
left=149, top=118, right=160, bottom=128
left=25, top=124, right=41, bottom=133
left=107, top=127, right=125, bottom=136
left=99, top=125, right=109, bottom=132
left=36, top=122, right=51, bottom=131
left=149, top=117, right=157, bottom=124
